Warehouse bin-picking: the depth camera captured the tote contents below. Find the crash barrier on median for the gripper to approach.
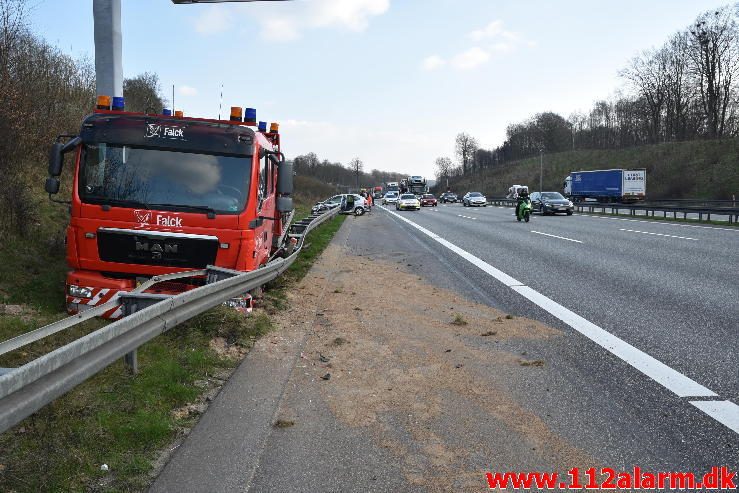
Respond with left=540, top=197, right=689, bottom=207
left=573, top=203, right=739, bottom=224
left=486, top=197, right=738, bottom=224
left=0, top=206, right=340, bottom=434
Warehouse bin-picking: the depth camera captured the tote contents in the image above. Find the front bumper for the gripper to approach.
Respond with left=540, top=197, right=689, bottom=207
left=65, top=270, right=203, bottom=319
left=542, top=204, right=574, bottom=213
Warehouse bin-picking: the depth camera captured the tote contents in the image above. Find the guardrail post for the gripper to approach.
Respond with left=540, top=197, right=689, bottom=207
left=124, top=350, right=138, bottom=374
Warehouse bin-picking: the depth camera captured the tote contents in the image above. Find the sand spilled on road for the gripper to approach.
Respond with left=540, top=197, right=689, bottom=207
left=280, top=225, right=595, bottom=491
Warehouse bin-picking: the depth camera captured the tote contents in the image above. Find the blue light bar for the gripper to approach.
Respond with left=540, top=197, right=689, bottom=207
left=244, top=108, right=257, bottom=124
left=112, top=97, right=124, bottom=111
left=163, top=108, right=172, bottom=116
left=258, top=121, right=267, bottom=132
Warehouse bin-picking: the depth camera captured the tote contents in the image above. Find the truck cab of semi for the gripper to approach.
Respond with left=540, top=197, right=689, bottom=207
left=45, top=98, right=293, bottom=318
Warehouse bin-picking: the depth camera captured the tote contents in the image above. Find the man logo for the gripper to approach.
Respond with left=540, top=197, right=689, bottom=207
left=145, top=124, right=162, bottom=138
left=135, top=241, right=178, bottom=260
left=134, top=210, right=151, bottom=224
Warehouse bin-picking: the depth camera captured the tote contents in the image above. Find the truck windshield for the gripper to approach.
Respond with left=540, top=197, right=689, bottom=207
left=79, top=144, right=251, bottom=214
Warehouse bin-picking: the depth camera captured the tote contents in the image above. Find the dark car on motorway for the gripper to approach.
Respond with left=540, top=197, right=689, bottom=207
left=420, top=193, right=437, bottom=207
left=530, top=191, right=574, bottom=215
left=439, top=192, right=458, bottom=203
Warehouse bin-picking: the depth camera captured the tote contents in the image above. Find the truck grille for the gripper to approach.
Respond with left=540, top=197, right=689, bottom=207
left=97, top=229, right=219, bottom=268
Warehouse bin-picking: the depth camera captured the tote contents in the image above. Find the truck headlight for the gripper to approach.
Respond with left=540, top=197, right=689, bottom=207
left=68, top=285, right=93, bottom=298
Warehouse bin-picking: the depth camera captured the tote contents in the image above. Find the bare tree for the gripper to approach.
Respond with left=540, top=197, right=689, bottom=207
left=349, top=157, right=363, bottom=190
left=455, top=133, right=478, bottom=174
left=663, top=31, right=691, bottom=140
left=688, top=7, right=739, bottom=137
left=434, top=156, right=453, bottom=189
left=621, top=48, right=669, bottom=143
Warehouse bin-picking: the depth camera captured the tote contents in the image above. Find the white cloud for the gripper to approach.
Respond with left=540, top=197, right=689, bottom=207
left=422, top=55, right=446, bottom=71
left=260, top=18, right=300, bottom=42
left=230, top=0, right=390, bottom=42
left=194, top=6, right=233, bottom=35
left=179, top=85, right=198, bottom=97
left=422, top=20, right=535, bottom=71
left=308, top=0, right=390, bottom=31
left=469, top=20, right=504, bottom=41
left=490, top=42, right=513, bottom=54
left=452, top=47, right=490, bottom=70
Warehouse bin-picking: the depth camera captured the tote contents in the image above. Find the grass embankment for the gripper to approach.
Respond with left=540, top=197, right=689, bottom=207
left=446, top=138, right=739, bottom=200
left=0, top=204, right=345, bottom=492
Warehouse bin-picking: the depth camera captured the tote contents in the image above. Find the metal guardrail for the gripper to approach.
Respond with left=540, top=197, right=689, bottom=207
left=0, top=206, right=340, bottom=433
left=485, top=197, right=738, bottom=224
left=574, top=203, right=739, bottom=224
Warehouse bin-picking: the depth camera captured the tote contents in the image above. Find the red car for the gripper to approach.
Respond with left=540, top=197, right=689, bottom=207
left=420, top=194, right=438, bottom=207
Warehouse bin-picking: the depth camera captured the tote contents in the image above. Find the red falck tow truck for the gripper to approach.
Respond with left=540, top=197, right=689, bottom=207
left=45, top=96, right=294, bottom=318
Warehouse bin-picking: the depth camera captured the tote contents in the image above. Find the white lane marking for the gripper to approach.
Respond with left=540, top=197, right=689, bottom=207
left=457, top=214, right=477, bottom=220
left=530, top=231, right=583, bottom=243
left=573, top=214, right=738, bottom=232
left=619, top=229, right=698, bottom=241
left=689, top=401, right=739, bottom=434
left=379, top=206, right=725, bottom=407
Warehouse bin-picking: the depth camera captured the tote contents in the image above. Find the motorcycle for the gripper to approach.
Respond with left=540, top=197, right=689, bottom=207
left=516, top=198, right=532, bottom=222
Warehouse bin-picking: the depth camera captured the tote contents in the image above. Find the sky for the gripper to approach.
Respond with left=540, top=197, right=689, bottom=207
left=29, top=0, right=727, bottom=177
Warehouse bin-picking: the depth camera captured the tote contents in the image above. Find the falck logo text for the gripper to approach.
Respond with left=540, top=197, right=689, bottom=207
left=134, top=210, right=183, bottom=228
left=144, top=123, right=185, bottom=140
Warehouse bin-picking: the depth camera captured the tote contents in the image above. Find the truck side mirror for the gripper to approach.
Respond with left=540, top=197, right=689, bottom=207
left=45, top=177, right=60, bottom=195
left=275, top=156, right=293, bottom=195
left=48, top=143, right=64, bottom=176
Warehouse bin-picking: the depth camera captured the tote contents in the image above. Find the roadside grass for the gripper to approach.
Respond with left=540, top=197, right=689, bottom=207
left=0, top=205, right=346, bottom=492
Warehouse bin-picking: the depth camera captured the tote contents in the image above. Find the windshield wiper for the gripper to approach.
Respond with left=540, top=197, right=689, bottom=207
left=86, top=197, right=151, bottom=209
left=147, top=203, right=217, bottom=215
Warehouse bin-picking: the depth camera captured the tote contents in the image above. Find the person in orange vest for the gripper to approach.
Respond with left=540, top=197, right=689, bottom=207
left=365, top=192, right=373, bottom=211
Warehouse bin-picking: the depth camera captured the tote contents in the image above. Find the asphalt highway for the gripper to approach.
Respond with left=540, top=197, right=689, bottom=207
left=152, top=206, right=738, bottom=491
left=381, top=203, right=738, bottom=396
left=372, top=203, right=738, bottom=466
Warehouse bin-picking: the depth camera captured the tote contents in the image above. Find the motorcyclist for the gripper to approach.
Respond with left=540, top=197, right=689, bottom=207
left=516, top=189, right=530, bottom=219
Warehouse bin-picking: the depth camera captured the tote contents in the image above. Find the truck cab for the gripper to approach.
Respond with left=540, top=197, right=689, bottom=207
left=46, top=103, right=293, bottom=318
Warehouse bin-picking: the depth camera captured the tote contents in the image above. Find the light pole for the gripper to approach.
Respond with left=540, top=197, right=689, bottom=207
left=539, top=149, right=544, bottom=195
left=92, top=0, right=292, bottom=98
left=93, top=0, right=122, bottom=98
left=570, top=122, right=575, bottom=151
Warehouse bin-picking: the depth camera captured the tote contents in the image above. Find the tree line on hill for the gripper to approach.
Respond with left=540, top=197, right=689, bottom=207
left=435, top=4, right=739, bottom=186
left=291, top=152, right=405, bottom=193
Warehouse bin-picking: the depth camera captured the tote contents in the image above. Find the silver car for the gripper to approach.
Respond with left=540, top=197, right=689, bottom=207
left=462, top=192, right=487, bottom=207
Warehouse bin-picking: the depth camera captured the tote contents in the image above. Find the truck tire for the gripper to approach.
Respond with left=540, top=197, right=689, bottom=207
left=567, top=210, right=573, bottom=216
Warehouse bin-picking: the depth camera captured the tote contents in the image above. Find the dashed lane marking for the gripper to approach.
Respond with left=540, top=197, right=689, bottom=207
left=530, top=231, right=583, bottom=243
left=619, top=229, right=698, bottom=241
left=377, top=206, right=738, bottom=434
